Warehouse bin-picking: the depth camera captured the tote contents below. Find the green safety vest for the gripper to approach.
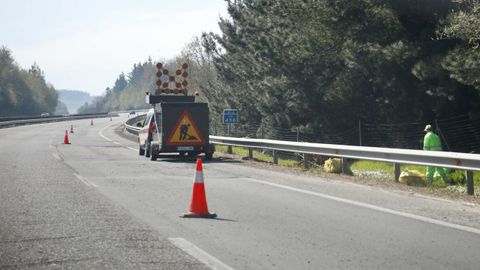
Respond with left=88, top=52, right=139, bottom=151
left=423, top=131, right=443, bottom=151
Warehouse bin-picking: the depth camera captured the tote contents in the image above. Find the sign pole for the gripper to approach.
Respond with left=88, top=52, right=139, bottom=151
left=227, top=124, right=232, bottom=154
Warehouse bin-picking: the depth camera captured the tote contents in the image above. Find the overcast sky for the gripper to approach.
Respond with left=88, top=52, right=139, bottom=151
left=0, top=0, right=229, bottom=96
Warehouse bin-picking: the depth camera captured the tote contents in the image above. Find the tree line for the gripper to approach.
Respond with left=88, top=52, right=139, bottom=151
left=79, top=0, right=480, bottom=149
left=0, top=47, right=58, bottom=116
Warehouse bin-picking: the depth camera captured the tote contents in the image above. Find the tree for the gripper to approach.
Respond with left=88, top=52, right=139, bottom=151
left=0, top=46, right=58, bottom=116
left=439, top=0, right=480, bottom=91
left=202, top=0, right=480, bottom=146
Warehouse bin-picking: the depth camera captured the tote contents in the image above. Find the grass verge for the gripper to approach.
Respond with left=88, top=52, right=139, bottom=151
left=215, top=145, right=479, bottom=196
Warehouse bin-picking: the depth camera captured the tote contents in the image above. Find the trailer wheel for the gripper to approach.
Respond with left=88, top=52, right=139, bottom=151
left=145, top=141, right=151, bottom=158
left=150, top=146, right=157, bottom=161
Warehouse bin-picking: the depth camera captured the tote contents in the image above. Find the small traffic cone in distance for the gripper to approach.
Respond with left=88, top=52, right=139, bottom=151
left=182, top=158, right=216, bottom=218
left=70, top=124, right=74, bottom=133
left=64, top=130, right=70, bottom=144
left=90, top=119, right=94, bottom=126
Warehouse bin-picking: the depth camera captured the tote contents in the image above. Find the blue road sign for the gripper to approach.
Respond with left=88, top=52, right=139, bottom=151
left=223, top=109, right=238, bottom=124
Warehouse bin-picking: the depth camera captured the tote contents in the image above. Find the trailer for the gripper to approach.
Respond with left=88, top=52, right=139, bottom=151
left=138, top=93, right=214, bottom=161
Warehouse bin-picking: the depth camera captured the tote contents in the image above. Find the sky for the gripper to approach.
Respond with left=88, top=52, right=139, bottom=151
left=0, top=0, right=229, bottom=96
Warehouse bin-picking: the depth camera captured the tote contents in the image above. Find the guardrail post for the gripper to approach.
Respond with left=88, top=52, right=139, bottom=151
left=394, top=163, right=401, bottom=182
left=248, top=148, right=253, bottom=159
left=273, top=150, right=278, bottom=164
left=303, top=154, right=310, bottom=170
left=227, top=145, right=233, bottom=154
left=341, top=158, right=348, bottom=174
left=466, top=171, right=474, bottom=195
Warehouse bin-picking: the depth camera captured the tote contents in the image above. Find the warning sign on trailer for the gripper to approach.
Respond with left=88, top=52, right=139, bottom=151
left=167, top=111, right=205, bottom=145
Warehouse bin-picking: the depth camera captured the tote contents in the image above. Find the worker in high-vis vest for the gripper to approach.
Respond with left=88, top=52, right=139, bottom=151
left=423, top=124, right=449, bottom=186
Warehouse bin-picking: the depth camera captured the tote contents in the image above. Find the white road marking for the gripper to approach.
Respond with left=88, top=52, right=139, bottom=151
left=243, top=178, right=480, bottom=236
left=52, top=153, right=61, bottom=161
left=98, top=124, right=114, bottom=142
left=99, top=123, right=137, bottom=152
left=73, top=173, right=97, bottom=187
left=169, top=238, right=235, bottom=270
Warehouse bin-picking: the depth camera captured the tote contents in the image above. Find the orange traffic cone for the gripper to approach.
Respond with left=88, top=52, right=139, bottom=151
left=90, top=119, right=94, bottom=126
left=182, top=158, right=216, bottom=218
left=70, top=124, right=74, bottom=133
left=64, top=130, right=70, bottom=144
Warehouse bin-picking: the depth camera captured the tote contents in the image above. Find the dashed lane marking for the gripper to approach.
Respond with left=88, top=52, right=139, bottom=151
left=52, top=153, right=61, bottom=161
left=168, top=238, right=235, bottom=270
left=73, top=173, right=97, bottom=187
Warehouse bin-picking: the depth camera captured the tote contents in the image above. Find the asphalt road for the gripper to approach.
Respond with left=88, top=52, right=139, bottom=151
left=1, top=115, right=480, bottom=269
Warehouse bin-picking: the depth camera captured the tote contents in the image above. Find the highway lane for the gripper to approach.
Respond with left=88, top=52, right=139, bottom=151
left=0, top=117, right=209, bottom=270
left=2, top=116, right=480, bottom=269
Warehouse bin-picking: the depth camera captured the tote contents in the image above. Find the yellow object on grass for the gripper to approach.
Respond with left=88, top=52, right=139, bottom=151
left=399, top=170, right=426, bottom=187
left=324, top=158, right=352, bottom=175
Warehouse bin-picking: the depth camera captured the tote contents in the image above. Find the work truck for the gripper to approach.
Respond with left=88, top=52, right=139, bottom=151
left=138, top=93, right=214, bottom=161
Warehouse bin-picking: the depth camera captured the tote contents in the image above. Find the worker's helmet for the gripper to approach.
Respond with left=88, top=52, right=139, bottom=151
left=424, top=124, right=432, bottom=132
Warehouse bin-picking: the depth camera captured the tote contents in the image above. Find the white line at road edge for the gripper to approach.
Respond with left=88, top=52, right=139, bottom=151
left=98, top=123, right=114, bottom=142
left=169, top=238, right=235, bottom=270
left=99, top=122, right=137, bottom=152
left=243, top=178, right=480, bottom=236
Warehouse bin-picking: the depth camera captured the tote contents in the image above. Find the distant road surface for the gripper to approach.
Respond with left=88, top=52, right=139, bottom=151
left=1, top=115, right=479, bottom=269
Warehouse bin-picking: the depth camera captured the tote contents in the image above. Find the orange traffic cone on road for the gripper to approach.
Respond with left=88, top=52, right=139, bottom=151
left=182, top=158, right=216, bottom=218
left=70, top=124, right=74, bottom=133
left=64, top=130, right=70, bottom=144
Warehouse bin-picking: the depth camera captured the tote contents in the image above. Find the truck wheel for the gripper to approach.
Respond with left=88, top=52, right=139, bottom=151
left=139, top=144, right=145, bottom=156
left=205, top=152, right=213, bottom=160
left=150, top=146, right=157, bottom=161
left=145, top=142, right=151, bottom=158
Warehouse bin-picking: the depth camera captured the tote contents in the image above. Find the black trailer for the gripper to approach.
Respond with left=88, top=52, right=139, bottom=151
left=138, top=94, right=214, bottom=160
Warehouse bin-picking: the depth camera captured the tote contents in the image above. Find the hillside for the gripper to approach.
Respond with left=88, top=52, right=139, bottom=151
left=57, top=90, right=94, bottom=114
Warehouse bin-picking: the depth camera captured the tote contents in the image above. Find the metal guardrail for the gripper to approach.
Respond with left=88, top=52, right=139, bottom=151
left=0, top=113, right=116, bottom=128
left=124, top=114, right=145, bottom=135
left=124, top=117, right=478, bottom=195
left=210, top=136, right=479, bottom=195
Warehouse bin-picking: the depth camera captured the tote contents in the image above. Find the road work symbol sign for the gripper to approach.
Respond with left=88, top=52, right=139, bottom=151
left=167, top=111, right=205, bottom=145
